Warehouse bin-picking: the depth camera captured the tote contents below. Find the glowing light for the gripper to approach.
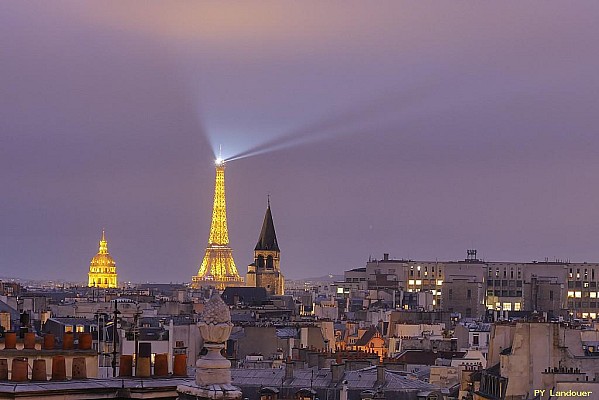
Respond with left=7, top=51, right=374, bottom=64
left=191, top=163, right=243, bottom=289
left=88, top=230, right=118, bottom=288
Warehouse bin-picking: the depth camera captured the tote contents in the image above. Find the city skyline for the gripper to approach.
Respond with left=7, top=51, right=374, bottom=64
left=2, top=2, right=599, bottom=282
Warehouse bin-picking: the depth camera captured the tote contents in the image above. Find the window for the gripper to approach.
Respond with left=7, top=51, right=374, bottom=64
left=65, top=325, right=73, bottom=333
left=502, top=303, right=512, bottom=311
left=473, top=334, right=479, bottom=346
left=76, top=325, right=85, bottom=333
left=550, top=290, right=554, bottom=300
left=449, top=289, right=453, bottom=300
left=467, top=289, right=472, bottom=299
left=514, top=302, right=521, bottom=311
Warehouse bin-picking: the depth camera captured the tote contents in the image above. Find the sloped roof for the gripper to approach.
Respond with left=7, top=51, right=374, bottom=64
left=230, top=367, right=439, bottom=391
left=395, top=350, right=466, bottom=365
left=255, top=205, right=279, bottom=251
left=355, top=326, right=382, bottom=347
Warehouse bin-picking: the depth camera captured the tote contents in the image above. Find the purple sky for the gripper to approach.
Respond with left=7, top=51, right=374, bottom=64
left=2, top=2, right=599, bottom=283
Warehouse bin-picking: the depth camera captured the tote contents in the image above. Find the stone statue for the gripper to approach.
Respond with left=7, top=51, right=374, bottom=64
left=177, top=292, right=241, bottom=400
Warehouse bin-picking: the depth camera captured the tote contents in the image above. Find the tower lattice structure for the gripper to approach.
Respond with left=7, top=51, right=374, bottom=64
left=191, top=161, right=244, bottom=289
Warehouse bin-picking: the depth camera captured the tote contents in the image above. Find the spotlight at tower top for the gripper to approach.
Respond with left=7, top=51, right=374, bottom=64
left=215, top=144, right=224, bottom=166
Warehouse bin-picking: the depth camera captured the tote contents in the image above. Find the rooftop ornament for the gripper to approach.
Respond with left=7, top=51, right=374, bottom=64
left=177, top=292, right=241, bottom=400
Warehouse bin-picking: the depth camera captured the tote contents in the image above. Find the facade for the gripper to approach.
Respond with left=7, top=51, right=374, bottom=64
left=246, top=201, right=284, bottom=296
left=472, top=322, right=599, bottom=400
left=349, top=252, right=599, bottom=319
left=191, top=160, right=244, bottom=289
left=87, top=230, right=118, bottom=288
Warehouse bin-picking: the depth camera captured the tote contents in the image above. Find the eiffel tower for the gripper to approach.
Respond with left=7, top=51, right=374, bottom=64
left=191, top=158, right=244, bottom=289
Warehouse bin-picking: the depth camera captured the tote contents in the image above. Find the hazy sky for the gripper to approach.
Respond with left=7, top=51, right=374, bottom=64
left=2, top=2, right=599, bottom=283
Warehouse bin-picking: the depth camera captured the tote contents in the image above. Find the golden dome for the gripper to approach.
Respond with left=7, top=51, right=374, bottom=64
left=90, top=230, right=116, bottom=268
left=90, top=253, right=116, bottom=267
left=88, top=230, right=118, bottom=288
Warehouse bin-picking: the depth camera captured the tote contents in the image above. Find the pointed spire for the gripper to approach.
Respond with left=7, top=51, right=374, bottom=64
left=255, top=197, right=279, bottom=251
left=98, top=230, right=108, bottom=254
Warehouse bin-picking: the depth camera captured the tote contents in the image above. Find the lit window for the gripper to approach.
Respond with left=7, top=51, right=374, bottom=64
left=575, top=291, right=582, bottom=298
left=502, top=303, right=512, bottom=311
left=591, top=292, right=597, bottom=299
left=514, top=303, right=521, bottom=311
left=65, top=325, right=73, bottom=333
left=432, top=299, right=436, bottom=305
left=437, top=280, right=443, bottom=285
left=584, top=282, right=590, bottom=288
left=568, top=291, right=575, bottom=298
left=76, top=325, right=85, bottom=333
left=408, top=280, right=415, bottom=285
left=415, top=280, right=422, bottom=285
left=417, top=266, right=421, bottom=271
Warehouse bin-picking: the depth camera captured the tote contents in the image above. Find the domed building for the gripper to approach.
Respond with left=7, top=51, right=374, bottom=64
left=87, top=230, right=118, bottom=288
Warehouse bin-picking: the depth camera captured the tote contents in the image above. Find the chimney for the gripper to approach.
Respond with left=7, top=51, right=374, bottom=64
left=383, top=253, right=389, bottom=261
left=307, top=351, right=319, bottom=368
left=376, top=363, right=385, bottom=386
left=284, top=357, right=294, bottom=381
left=292, top=347, right=300, bottom=360
left=340, top=382, right=349, bottom=400
left=331, top=356, right=345, bottom=384
left=318, top=353, right=326, bottom=369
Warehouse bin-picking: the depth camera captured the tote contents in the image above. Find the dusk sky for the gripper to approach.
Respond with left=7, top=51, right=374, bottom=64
left=2, top=2, right=599, bottom=283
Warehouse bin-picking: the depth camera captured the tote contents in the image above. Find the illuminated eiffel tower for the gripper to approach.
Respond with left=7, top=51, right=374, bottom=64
left=191, top=158, right=244, bottom=289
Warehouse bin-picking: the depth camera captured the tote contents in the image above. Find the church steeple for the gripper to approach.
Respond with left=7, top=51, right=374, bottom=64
left=247, top=198, right=284, bottom=295
left=255, top=200, right=279, bottom=252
